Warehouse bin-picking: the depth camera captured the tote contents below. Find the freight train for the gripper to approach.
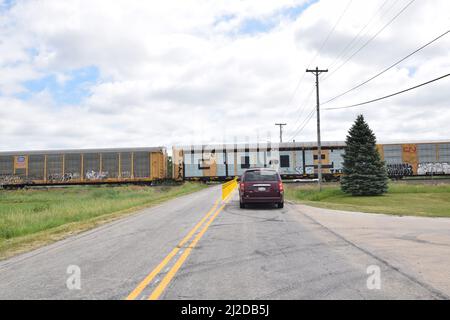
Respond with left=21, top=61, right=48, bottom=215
left=1, top=140, right=449, bottom=188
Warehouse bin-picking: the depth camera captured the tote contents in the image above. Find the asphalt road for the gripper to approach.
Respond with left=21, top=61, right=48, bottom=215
left=0, top=185, right=447, bottom=300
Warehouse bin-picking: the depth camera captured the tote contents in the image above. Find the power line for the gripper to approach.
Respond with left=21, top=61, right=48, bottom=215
left=289, top=0, right=410, bottom=139
left=325, top=0, right=394, bottom=73
left=289, top=104, right=314, bottom=139
left=289, top=0, right=418, bottom=141
left=288, top=0, right=391, bottom=141
left=289, top=84, right=323, bottom=140
left=323, top=0, right=416, bottom=82
left=289, top=73, right=328, bottom=140
left=289, top=84, right=315, bottom=126
left=322, top=29, right=450, bottom=105
left=286, top=1, right=353, bottom=141
left=284, top=0, right=353, bottom=117
left=289, top=107, right=316, bottom=140
left=305, top=0, right=353, bottom=69
left=291, top=109, right=315, bottom=140
left=324, top=72, right=450, bottom=111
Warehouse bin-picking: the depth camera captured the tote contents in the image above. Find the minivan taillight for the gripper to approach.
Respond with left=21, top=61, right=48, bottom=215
left=278, top=181, right=284, bottom=192
left=240, top=182, right=245, bottom=192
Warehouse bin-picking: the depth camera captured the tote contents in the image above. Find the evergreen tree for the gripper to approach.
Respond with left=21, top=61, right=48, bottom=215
left=341, top=115, right=388, bottom=196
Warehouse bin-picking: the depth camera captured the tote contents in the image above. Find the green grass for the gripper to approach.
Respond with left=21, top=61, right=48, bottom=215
left=285, top=182, right=450, bottom=218
left=0, top=182, right=207, bottom=259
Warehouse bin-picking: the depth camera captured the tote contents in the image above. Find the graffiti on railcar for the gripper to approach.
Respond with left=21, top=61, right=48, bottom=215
left=304, top=167, right=314, bottom=175
left=387, top=163, right=413, bottom=177
left=85, top=170, right=109, bottom=180
left=417, top=162, right=450, bottom=175
left=0, top=175, right=24, bottom=185
left=121, top=171, right=131, bottom=178
left=66, top=173, right=80, bottom=181
left=176, top=161, right=183, bottom=180
left=294, top=166, right=304, bottom=174
left=47, top=174, right=60, bottom=181
left=48, top=173, right=81, bottom=182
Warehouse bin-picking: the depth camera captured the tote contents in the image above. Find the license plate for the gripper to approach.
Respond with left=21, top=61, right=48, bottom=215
left=258, top=187, right=266, bottom=191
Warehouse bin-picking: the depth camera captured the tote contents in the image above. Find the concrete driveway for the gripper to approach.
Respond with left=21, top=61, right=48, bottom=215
left=292, top=203, right=450, bottom=298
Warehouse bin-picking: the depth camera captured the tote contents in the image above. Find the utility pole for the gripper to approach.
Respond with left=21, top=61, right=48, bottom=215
left=306, top=67, right=328, bottom=191
left=275, top=123, right=286, bottom=143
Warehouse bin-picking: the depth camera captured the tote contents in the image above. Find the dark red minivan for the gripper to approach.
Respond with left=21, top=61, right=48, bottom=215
left=239, top=168, right=284, bottom=209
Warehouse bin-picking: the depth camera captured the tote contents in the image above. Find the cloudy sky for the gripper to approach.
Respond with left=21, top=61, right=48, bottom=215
left=0, top=0, right=449, bottom=151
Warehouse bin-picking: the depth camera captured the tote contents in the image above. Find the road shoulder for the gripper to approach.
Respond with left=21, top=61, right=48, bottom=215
left=0, top=184, right=211, bottom=262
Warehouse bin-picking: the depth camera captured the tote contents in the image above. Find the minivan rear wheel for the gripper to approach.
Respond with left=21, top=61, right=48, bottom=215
left=277, top=202, right=284, bottom=209
left=240, top=201, right=245, bottom=209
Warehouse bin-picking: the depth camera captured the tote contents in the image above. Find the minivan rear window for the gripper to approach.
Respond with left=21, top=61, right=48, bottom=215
left=244, top=170, right=279, bottom=182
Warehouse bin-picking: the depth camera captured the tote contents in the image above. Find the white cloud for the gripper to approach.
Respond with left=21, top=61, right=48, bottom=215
left=0, top=0, right=449, bottom=152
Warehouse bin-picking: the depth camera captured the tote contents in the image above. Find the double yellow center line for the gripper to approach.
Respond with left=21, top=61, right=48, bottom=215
left=126, top=189, right=235, bottom=300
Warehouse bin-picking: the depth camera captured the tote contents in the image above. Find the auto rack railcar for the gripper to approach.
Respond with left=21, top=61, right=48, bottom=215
left=379, top=140, right=450, bottom=178
left=172, top=141, right=346, bottom=181
left=0, top=147, right=167, bottom=187
left=172, top=140, right=450, bottom=181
